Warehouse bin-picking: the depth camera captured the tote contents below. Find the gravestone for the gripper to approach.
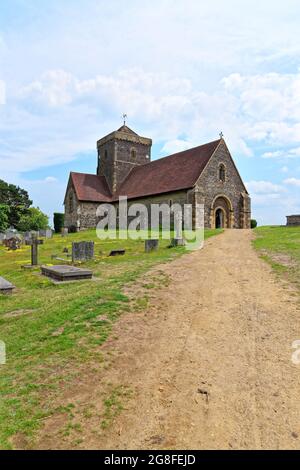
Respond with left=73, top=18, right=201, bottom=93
left=170, top=238, right=185, bottom=247
left=145, top=239, right=159, bottom=253
left=41, top=265, right=92, bottom=282
left=39, top=229, right=53, bottom=239
left=0, top=276, right=15, bottom=295
left=72, top=241, right=94, bottom=262
left=61, top=228, right=68, bottom=237
left=25, top=234, right=44, bottom=266
left=0, top=233, right=5, bottom=244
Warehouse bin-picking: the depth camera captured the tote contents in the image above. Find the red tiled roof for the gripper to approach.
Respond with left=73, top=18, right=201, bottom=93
left=70, top=172, right=112, bottom=202
left=116, top=139, right=221, bottom=199
left=69, top=139, right=221, bottom=202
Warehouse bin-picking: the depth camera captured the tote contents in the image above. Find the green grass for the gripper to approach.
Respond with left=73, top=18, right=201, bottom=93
left=0, top=228, right=222, bottom=448
left=253, top=225, right=300, bottom=289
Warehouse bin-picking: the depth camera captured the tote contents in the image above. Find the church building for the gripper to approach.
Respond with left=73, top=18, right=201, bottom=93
left=64, top=125, right=251, bottom=230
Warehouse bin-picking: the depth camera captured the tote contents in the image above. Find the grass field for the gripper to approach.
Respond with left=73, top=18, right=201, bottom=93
left=0, top=228, right=221, bottom=449
left=253, top=226, right=300, bottom=291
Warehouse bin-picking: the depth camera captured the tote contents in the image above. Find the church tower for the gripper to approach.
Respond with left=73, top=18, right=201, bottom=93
left=97, top=124, right=152, bottom=194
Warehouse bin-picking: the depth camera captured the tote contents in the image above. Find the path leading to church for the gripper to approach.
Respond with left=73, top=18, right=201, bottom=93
left=38, top=230, right=300, bottom=449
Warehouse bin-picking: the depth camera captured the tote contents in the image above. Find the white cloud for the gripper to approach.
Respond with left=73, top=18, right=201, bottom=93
left=20, top=70, right=75, bottom=107
left=44, top=176, right=58, bottom=183
left=280, top=166, right=289, bottom=173
left=263, top=147, right=300, bottom=159
left=245, top=180, right=285, bottom=194
left=284, top=177, right=300, bottom=187
left=161, top=139, right=195, bottom=155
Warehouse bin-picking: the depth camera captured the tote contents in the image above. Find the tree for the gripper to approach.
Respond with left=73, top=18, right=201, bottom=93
left=251, top=219, right=258, bottom=229
left=53, top=213, right=65, bottom=233
left=0, top=179, right=32, bottom=228
left=18, top=207, right=49, bottom=232
left=0, top=204, right=9, bottom=232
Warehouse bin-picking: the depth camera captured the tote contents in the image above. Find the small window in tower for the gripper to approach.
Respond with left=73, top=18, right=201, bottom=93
left=131, top=149, right=137, bottom=160
left=104, top=149, right=108, bottom=160
left=219, top=164, right=226, bottom=182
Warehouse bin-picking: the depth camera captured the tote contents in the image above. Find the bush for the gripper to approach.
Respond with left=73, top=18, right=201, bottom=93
left=53, top=213, right=65, bottom=233
left=18, top=207, right=49, bottom=232
left=0, top=204, right=9, bottom=232
left=251, top=219, right=258, bottom=229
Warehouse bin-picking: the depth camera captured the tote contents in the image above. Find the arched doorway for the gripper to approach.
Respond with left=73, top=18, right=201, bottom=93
left=211, top=195, right=234, bottom=228
left=215, top=208, right=225, bottom=228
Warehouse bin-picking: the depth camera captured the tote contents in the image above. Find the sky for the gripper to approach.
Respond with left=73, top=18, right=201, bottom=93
left=0, top=0, right=300, bottom=226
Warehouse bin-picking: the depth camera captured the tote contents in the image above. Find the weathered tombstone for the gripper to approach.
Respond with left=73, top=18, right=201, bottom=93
left=40, top=229, right=53, bottom=239
left=109, top=249, right=126, bottom=257
left=0, top=233, right=5, bottom=244
left=170, top=238, right=186, bottom=247
left=41, top=265, right=92, bottom=282
left=72, top=241, right=94, bottom=262
left=145, top=239, right=159, bottom=253
left=61, top=228, right=68, bottom=237
left=0, top=276, right=15, bottom=295
left=25, top=234, right=44, bottom=266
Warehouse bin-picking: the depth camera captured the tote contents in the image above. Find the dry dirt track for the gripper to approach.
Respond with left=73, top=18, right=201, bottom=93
left=39, top=229, right=300, bottom=450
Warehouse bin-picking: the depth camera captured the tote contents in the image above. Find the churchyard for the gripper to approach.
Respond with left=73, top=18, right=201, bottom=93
left=253, top=226, right=300, bottom=292
left=0, top=228, right=221, bottom=449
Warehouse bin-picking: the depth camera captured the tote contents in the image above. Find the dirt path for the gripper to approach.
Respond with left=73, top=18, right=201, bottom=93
left=38, top=230, right=300, bottom=450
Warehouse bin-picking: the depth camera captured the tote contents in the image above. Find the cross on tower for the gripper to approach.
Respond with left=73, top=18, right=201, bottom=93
left=219, top=131, right=224, bottom=139
left=25, top=234, right=44, bottom=266
left=122, top=113, right=127, bottom=126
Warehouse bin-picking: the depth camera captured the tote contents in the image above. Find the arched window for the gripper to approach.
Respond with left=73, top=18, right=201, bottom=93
left=131, top=148, right=137, bottom=160
left=219, top=164, right=226, bottom=182
left=104, top=149, right=108, bottom=160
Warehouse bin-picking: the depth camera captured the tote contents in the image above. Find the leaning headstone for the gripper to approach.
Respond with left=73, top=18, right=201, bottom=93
left=0, top=276, right=15, bottom=295
left=41, top=265, right=92, bottom=282
left=72, top=241, right=94, bottom=262
left=145, top=239, right=159, bottom=253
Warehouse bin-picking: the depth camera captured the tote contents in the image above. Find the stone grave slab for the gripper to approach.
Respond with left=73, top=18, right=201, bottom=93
left=0, top=277, right=16, bottom=295
left=41, top=265, right=93, bottom=282
left=145, top=239, right=159, bottom=253
left=109, top=249, right=126, bottom=257
left=72, top=241, right=94, bottom=262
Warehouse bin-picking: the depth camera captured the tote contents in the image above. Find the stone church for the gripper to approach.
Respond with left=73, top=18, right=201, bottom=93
left=64, top=125, right=251, bottom=230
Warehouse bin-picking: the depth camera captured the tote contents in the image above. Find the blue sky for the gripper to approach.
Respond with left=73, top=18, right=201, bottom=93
left=0, top=0, right=300, bottom=225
